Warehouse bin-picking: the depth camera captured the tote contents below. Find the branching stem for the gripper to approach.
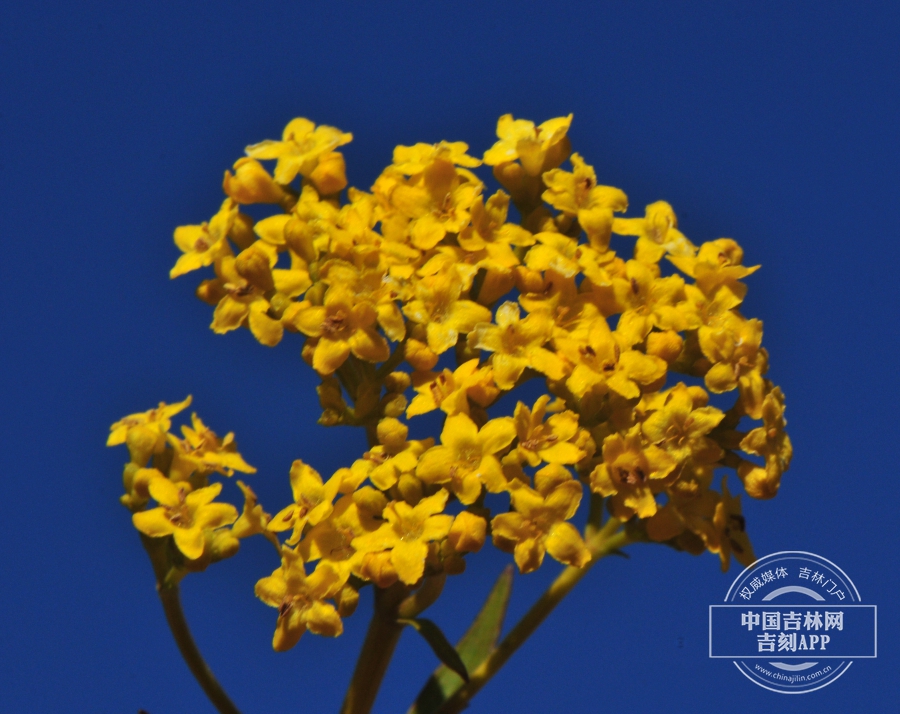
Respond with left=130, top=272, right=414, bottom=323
left=434, top=523, right=631, bottom=714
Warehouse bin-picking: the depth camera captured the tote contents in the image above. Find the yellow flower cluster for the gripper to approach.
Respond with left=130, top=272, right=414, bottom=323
left=111, top=114, right=791, bottom=651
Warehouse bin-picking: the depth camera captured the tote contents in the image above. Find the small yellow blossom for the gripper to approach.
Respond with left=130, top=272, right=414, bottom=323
left=416, top=413, right=516, bottom=504
left=492, top=464, right=590, bottom=573
left=641, top=383, right=724, bottom=465
left=132, top=477, right=238, bottom=560
left=402, top=268, right=491, bottom=355
left=392, top=141, right=482, bottom=174
left=669, top=238, right=758, bottom=300
left=300, top=488, right=386, bottom=581
left=170, top=199, right=237, bottom=279
left=351, top=418, right=434, bottom=490
left=483, top=114, right=573, bottom=176
left=169, top=413, right=256, bottom=481
left=710, top=478, right=755, bottom=571
left=406, top=358, right=499, bottom=418
left=542, top=154, right=628, bottom=248
left=222, top=158, right=286, bottom=205
left=255, top=548, right=343, bottom=651
left=231, top=481, right=278, bottom=547
left=351, top=489, right=454, bottom=585
left=612, top=200, right=695, bottom=264
left=513, top=395, right=587, bottom=467
left=469, top=302, right=567, bottom=390
left=107, top=396, right=192, bottom=465
left=207, top=248, right=286, bottom=346
left=245, top=117, right=352, bottom=185
left=561, top=320, right=668, bottom=401
left=285, top=285, right=390, bottom=375
left=699, top=314, right=767, bottom=417
left=590, top=426, right=677, bottom=519
left=270, top=461, right=342, bottom=545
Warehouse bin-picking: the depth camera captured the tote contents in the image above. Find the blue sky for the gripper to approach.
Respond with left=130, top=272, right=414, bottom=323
left=2, top=2, right=898, bottom=712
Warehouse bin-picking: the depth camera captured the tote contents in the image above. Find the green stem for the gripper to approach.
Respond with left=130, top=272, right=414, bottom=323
left=434, top=525, right=632, bottom=714
left=340, top=583, right=408, bottom=714
left=157, top=584, right=242, bottom=714
left=139, top=534, right=241, bottom=714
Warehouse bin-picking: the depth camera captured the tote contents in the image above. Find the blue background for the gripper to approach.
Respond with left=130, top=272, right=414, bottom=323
left=2, top=1, right=898, bottom=712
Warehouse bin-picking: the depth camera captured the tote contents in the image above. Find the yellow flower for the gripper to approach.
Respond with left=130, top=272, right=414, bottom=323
left=351, top=489, right=454, bottom=585
left=300, top=488, right=387, bottom=581
left=270, top=461, right=342, bottom=545
left=208, top=247, right=286, bottom=347
left=245, top=117, right=352, bottom=185
left=590, top=426, right=676, bottom=519
left=170, top=199, right=237, bottom=279
left=669, top=238, right=758, bottom=300
left=392, top=141, right=482, bottom=174
left=513, top=395, right=587, bottom=467
left=593, top=259, right=688, bottom=346
left=107, top=396, right=192, bottom=465
left=710, top=478, right=755, bottom=571
left=483, top=114, right=573, bottom=176
left=222, top=157, right=286, bottom=205
left=645, top=466, right=718, bottom=545
left=255, top=548, right=343, bottom=651
left=351, top=418, right=434, bottom=490
left=169, top=413, right=256, bottom=481
left=231, top=481, right=278, bottom=547
left=284, top=285, right=390, bottom=375
left=416, top=413, right=516, bottom=504
left=524, top=231, right=605, bottom=278
left=469, top=302, right=567, bottom=390
left=737, top=386, right=791, bottom=499
left=406, top=358, right=499, bottom=418
left=561, top=320, right=667, bottom=400
left=641, top=383, right=724, bottom=465
left=612, top=201, right=695, bottom=264
left=402, top=268, right=491, bottom=355
left=491, top=464, right=590, bottom=573
left=132, top=477, right=238, bottom=560
left=457, top=190, right=533, bottom=268
left=699, top=314, right=768, bottom=417
left=541, top=154, right=628, bottom=248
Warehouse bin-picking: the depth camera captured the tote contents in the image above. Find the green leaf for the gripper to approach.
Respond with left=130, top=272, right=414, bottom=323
left=407, top=565, right=513, bottom=714
left=398, top=617, right=469, bottom=684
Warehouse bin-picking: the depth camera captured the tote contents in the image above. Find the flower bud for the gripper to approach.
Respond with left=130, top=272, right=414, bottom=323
left=196, top=279, right=227, bottom=305
left=377, top=417, right=408, bottom=448
left=646, top=330, right=684, bottom=364
left=223, top=158, right=286, bottom=204
left=126, top=425, right=163, bottom=466
left=381, top=392, right=408, bottom=418
left=210, top=530, right=240, bottom=561
left=284, top=217, right=317, bottom=262
left=235, top=246, right=275, bottom=292
left=317, top=377, right=346, bottom=411
left=448, top=511, right=487, bottom=553
left=405, top=339, right=438, bottom=371
left=228, top=212, right=257, bottom=251
left=397, top=473, right=423, bottom=505
left=738, top=461, right=780, bottom=499
left=360, top=551, right=398, bottom=588
left=384, top=371, right=411, bottom=393
left=309, top=151, right=348, bottom=195
left=336, top=584, right=359, bottom=617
